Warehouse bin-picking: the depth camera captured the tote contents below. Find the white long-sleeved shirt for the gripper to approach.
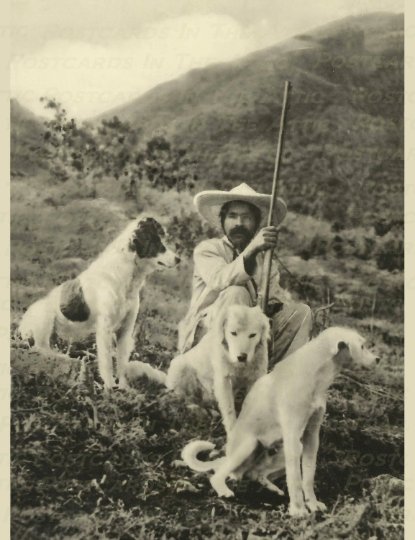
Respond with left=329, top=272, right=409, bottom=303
left=177, top=235, right=291, bottom=353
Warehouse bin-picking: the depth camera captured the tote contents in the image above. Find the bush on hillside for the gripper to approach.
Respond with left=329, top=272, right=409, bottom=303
left=167, top=213, right=216, bottom=257
left=330, top=228, right=377, bottom=261
left=374, top=218, right=403, bottom=237
left=299, top=232, right=330, bottom=260
left=40, top=97, right=197, bottom=198
left=284, top=215, right=380, bottom=264
left=375, top=231, right=404, bottom=271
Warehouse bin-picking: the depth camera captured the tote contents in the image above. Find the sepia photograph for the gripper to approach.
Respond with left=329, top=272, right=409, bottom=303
left=9, top=0, right=405, bottom=538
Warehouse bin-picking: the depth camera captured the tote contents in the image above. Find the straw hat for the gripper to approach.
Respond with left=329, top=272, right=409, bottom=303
left=194, top=183, right=287, bottom=229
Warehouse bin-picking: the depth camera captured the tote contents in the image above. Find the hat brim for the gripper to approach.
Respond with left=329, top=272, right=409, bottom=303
left=194, top=191, right=287, bottom=229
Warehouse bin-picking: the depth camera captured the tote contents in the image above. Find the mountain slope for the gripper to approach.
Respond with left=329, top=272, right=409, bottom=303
left=102, top=12, right=403, bottom=228
left=11, top=99, right=46, bottom=176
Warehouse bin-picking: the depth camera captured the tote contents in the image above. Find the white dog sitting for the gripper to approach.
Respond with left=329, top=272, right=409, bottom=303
left=126, top=304, right=270, bottom=436
left=181, top=327, right=380, bottom=517
left=18, top=216, right=180, bottom=390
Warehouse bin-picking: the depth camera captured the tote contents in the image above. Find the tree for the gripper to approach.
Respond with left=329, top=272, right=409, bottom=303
left=40, top=97, right=197, bottom=199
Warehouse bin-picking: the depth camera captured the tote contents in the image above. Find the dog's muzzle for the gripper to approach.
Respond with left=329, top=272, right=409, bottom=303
left=157, top=253, right=181, bottom=267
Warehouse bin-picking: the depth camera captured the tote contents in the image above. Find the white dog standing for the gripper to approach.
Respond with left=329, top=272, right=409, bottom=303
left=182, top=327, right=379, bottom=517
left=18, top=216, right=180, bottom=390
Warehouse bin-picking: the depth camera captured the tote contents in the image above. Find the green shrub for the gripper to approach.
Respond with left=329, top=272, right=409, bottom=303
left=375, top=231, right=404, bottom=271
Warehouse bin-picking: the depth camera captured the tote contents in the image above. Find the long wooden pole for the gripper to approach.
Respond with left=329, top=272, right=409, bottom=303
left=259, top=80, right=292, bottom=313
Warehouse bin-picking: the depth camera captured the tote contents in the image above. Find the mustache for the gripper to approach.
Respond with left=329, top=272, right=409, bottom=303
left=229, top=226, right=250, bottom=236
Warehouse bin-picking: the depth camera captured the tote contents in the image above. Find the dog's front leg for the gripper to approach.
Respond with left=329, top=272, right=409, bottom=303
left=282, top=423, right=308, bottom=518
left=96, top=316, right=116, bottom=390
left=116, top=301, right=140, bottom=389
left=302, top=408, right=326, bottom=513
left=214, top=374, right=236, bottom=437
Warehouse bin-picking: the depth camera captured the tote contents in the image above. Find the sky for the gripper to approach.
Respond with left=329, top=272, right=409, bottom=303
left=10, top=0, right=404, bottom=119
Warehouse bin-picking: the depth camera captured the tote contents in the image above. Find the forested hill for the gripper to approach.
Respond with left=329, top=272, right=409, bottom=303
left=11, top=13, right=403, bottom=230
left=100, top=12, right=403, bottom=229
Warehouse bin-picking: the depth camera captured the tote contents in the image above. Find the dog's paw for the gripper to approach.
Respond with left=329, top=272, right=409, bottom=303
left=219, top=487, right=235, bottom=498
left=117, top=377, right=130, bottom=391
left=263, top=482, right=284, bottom=496
left=210, top=477, right=234, bottom=498
left=102, top=377, right=117, bottom=392
left=306, top=500, right=327, bottom=513
left=288, top=504, right=309, bottom=519
left=208, top=448, right=221, bottom=459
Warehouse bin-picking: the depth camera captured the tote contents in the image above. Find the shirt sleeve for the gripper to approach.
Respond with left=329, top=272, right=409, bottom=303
left=194, top=241, right=253, bottom=292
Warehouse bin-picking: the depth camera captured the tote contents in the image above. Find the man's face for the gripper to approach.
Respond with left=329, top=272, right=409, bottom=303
left=223, top=201, right=258, bottom=250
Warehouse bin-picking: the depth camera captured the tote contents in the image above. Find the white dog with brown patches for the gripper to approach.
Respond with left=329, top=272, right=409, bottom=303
left=126, top=304, right=270, bottom=436
left=182, top=327, right=379, bottom=517
left=18, top=217, right=180, bottom=390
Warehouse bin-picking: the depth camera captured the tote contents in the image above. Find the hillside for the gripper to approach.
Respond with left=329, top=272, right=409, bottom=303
left=11, top=13, right=404, bottom=229
left=10, top=174, right=404, bottom=538
left=101, top=12, right=403, bottom=229
left=10, top=98, right=46, bottom=176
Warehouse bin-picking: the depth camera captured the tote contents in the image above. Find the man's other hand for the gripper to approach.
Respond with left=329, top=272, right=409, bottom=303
left=244, top=226, right=279, bottom=257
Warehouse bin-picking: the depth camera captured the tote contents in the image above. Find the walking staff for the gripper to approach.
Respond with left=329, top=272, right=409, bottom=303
left=259, top=80, right=292, bottom=313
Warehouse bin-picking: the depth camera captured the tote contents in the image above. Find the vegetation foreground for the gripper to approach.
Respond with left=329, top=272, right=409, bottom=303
left=11, top=334, right=403, bottom=539
left=11, top=180, right=404, bottom=540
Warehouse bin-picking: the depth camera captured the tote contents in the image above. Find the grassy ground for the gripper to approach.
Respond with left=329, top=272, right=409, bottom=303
left=11, top=176, right=404, bottom=539
left=10, top=340, right=404, bottom=539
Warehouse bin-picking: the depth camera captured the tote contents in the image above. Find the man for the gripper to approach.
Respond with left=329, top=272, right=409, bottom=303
left=178, top=183, right=312, bottom=366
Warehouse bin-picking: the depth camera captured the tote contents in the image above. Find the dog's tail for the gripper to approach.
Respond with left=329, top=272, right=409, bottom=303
left=181, top=441, right=224, bottom=472
left=18, top=296, right=55, bottom=349
left=125, top=360, right=167, bottom=385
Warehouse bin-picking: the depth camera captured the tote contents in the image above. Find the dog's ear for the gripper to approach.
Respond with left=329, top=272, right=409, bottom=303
left=129, top=222, right=148, bottom=257
left=144, top=217, right=165, bottom=237
left=215, top=308, right=229, bottom=350
left=261, top=311, right=271, bottom=342
left=129, top=217, right=165, bottom=258
left=333, top=341, right=352, bottom=366
left=254, top=313, right=271, bottom=357
left=251, top=306, right=271, bottom=342
left=331, top=340, right=348, bottom=356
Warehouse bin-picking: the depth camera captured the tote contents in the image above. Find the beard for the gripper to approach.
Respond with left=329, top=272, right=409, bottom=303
left=227, top=226, right=253, bottom=249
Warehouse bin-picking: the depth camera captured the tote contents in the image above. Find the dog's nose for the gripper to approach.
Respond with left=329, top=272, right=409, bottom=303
left=375, top=356, right=380, bottom=364
left=174, top=256, right=181, bottom=265
left=237, top=353, right=247, bottom=363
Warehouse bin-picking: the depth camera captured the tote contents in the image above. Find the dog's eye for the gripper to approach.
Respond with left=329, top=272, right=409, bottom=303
left=361, top=344, right=365, bottom=350
left=231, top=331, right=237, bottom=336
left=249, top=333, right=257, bottom=338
